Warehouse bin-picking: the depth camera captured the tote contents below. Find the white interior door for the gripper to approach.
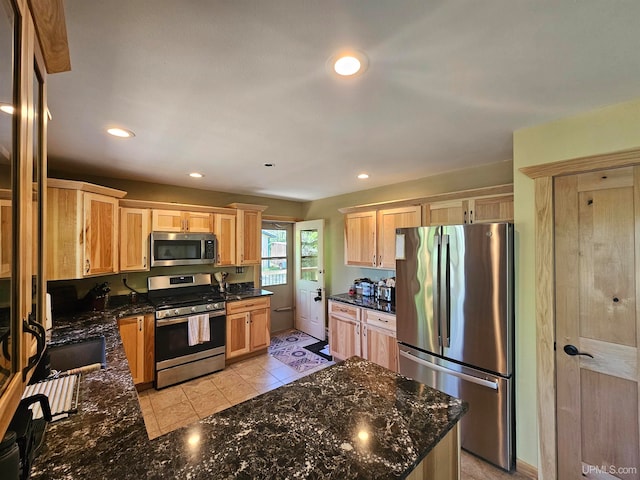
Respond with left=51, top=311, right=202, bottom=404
left=294, top=220, right=325, bottom=340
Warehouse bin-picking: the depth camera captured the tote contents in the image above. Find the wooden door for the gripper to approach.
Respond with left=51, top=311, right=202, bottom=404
left=425, top=200, right=466, bottom=226
left=555, top=166, right=640, bottom=479
left=119, top=207, right=150, bottom=271
left=151, top=209, right=184, bottom=232
left=83, top=192, right=118, bottom=276
left=0, top=199, right=10, bottom=278
left=328, top=314, right=361, bottom=360
left=143, top=315, right=155, bottom=383
left=237, top=209, right=261, bottom=264
left=249, top=308, right=270, bottom=351
left=344, top=211, right=376, bottom=266
left=295, top=220, right=326, bottom=340
left=118, top=316, right=144, bottom=384
left=185, top=212, right=212, bottom=233
left=213, top=213, right=236, bottom=266
left=469, top=194, right=514, bottom=223
left=362, top=324, right=398, bottom=372
left=377, top=206, right=421, bottom=269
left=226, top=312, right=251, bottom=358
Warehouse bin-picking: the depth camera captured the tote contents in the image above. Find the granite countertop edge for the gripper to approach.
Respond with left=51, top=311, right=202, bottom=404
left=329, top=293, right=396, bottom=314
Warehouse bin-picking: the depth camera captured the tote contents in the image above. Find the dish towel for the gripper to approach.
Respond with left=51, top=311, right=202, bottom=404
left=198, top=313, right=210, bottom=343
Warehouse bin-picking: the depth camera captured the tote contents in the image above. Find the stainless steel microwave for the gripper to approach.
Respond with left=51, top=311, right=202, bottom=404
left=150, top=232, right=216, bottom=267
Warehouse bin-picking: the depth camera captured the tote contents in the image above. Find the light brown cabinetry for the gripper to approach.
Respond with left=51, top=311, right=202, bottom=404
left=376, top=206, right=421, bottom=269
left=213, top=213, right=236, bottom=266
left=231, top=205, right=264, bottom=265
left=118, top=314, right=154, bottom=385
left=119, top=207, right=150, bottom=272
left=344, top=210, right=376, bottom=267
left=47, top=182, right=125, bottom=280
left=151, top=209, right=212, bottom=233
left=425, top=194, right=513, bottom=226
left=328, top=300, right=398, bottom=372
left=0, top=198, right=10, bottom=278
left=226, top=296, right=271, bottom=360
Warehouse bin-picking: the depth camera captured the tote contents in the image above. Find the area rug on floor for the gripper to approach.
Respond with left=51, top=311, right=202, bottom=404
left=269, top=330, right=331, bottom=373
left=303, top=341, right=333, bottom=361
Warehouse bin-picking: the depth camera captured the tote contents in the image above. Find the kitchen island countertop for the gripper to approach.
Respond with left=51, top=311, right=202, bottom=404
left=31, top=302, right=466, bottom=479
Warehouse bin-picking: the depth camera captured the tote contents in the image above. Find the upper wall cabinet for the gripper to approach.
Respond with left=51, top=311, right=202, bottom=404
left=213, top=213, right=236, bottom=266
left=343, top=206, right=421, bottom=269
left=120, top=207, right=150, bottom=272
left=424, top=193, right=513, bottom=226
left=229, top=203, right=267, bottom=266
left=47, top=180, right=126, bottom=280
left=151, top=209, right=212, bottom=233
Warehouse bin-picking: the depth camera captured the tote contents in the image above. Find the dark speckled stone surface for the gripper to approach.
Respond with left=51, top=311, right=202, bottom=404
left=329, top=293, right=396, bottom=314
left=31, top=299, right=466, bottom=480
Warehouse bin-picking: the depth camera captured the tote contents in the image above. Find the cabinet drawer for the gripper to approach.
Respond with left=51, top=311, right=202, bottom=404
left=329, top=301, right=360, bottom=322
left=226, top=296, right=270, bottom=315
left=364, top=309, right=396, bottom=332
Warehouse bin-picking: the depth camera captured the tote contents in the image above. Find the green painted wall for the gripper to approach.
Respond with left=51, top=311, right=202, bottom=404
left=513, top=96, right=640, bottom=469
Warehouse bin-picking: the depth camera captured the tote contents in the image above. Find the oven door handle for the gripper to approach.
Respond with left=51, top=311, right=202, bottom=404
left=156, top=311, right=225, bottom=327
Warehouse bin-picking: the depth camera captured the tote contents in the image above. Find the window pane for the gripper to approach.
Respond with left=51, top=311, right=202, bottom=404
left=261, top=228, right=288, bottom=286
left=300, top=229, right=318, bottom=282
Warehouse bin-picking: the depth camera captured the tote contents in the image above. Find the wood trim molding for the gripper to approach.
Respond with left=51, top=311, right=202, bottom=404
left=119, top=198, right=236, bottom=215
left=338, top=183, right=513, bottom=214
left=48, top=178, right=127, bottom=198
left=227, top=202, right=268, bottom=212
left=520, top=147, right=640, bottom=179
left=516, top=459, right=539, bottom=480
left=27, top=0, right=71, bottom=73
left=262, top=215, right=303, bottom=223
left=535, top=176, right=556, bottom=480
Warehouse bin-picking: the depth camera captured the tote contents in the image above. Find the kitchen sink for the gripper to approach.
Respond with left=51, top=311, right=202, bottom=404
left=48, top=336, right=106, bottom=372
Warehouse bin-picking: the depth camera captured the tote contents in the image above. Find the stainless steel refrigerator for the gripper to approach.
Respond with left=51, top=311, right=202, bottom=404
left=395, top=223, right=514, bottom=471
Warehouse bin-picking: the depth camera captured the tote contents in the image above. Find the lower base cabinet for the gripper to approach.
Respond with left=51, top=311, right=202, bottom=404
left=118, top=314, right=154, bottom=385
left=226, top=297, right=271, bottom=360
left=329, top=300, right=398, bottom=372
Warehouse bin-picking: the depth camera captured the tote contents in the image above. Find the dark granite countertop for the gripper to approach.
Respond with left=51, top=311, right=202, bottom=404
left=31, top=299, right=465, bottom=479
left=330, top=293, right=396, bottom=314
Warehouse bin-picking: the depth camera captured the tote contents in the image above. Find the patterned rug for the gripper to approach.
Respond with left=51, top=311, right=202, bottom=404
left=269, top=330, right=332, bottom=373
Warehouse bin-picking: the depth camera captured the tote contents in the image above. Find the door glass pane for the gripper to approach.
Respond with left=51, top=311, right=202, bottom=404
left=299, top=229, right=318, bottom=282
left=0, top=0, right=17, bottom=395
left=261, top=228, right=287, bottom=286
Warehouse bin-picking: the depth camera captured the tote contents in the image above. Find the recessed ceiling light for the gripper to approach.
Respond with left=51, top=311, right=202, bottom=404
left=357, top=173, right=369, bottom=179
left=0, top=104, right=14, bottom=115
left=189, top=172, right=204, bottom=178
left=107, top=127, right=135, bottom=138
left=330, top=50, right=369, bottom=77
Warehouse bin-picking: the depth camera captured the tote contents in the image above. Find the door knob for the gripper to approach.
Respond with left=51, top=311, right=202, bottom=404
left=563, top=344, right=594, bottom=358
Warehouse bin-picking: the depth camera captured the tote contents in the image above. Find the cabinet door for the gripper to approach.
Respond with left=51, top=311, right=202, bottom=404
left=328, top=314, right=361, bottom=360
left=425, top=200, right=467, bottom=226
left=236, top=209, right=261, bottom=265
left=143, top=315, right=155, bottom=383
left=344, top=211, right=376, bottom=267
left=151, top=209, right=184, bottom=232
left=362, top=324, right=398, bottom=372
left=119, top=316, right=144, bottom=384
left=83, top=192, right=118, bottom=276
left=119, top=208, right=150, bottom=271
left=469, top=194, right=514, bottom=223
left=185, top=212, right=213, bottom=233
left=0, top=199, right=11, bottom=278
left=249, top=308, right=270, bottom=351
left=213, top=213, right=236, bottom=266
left=377, top=206, right=421, bottom=269
left=226, top=312, right=251, bottom=359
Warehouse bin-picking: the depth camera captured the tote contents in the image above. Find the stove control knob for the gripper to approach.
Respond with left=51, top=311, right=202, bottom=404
left=174, top=309, right=180, bottom=315
left=206, top=304, right=213, bottom=310
left=191, top=306, right=197, bottom=313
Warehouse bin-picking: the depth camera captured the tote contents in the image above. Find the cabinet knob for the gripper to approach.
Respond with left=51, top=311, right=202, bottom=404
left=85, top=259, right=91, bottom=273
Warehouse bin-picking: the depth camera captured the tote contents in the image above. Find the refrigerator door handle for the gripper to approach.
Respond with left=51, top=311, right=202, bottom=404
left=440, top=234, right=451, bottom=348
left=433, top=234, right=442, bottom=346
left=399, top=349, right=499, bottom=391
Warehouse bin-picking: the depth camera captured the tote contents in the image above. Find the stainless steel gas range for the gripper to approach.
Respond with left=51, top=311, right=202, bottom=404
left=147, top=273, right=226, bottom=389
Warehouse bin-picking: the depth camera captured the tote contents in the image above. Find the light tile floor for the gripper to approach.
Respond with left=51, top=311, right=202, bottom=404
left=136, top=336, right=531, bottom=480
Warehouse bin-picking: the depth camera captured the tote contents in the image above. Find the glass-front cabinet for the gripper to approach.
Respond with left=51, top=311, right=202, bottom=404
left=0, top=0, right=70, bottom=438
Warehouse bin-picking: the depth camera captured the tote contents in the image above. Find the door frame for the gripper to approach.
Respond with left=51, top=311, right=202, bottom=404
left=521, top=146, right=640, bottom=480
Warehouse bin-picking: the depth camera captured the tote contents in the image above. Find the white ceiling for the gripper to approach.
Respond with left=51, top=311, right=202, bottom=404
left=47, top=0, right=640, bottom=201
